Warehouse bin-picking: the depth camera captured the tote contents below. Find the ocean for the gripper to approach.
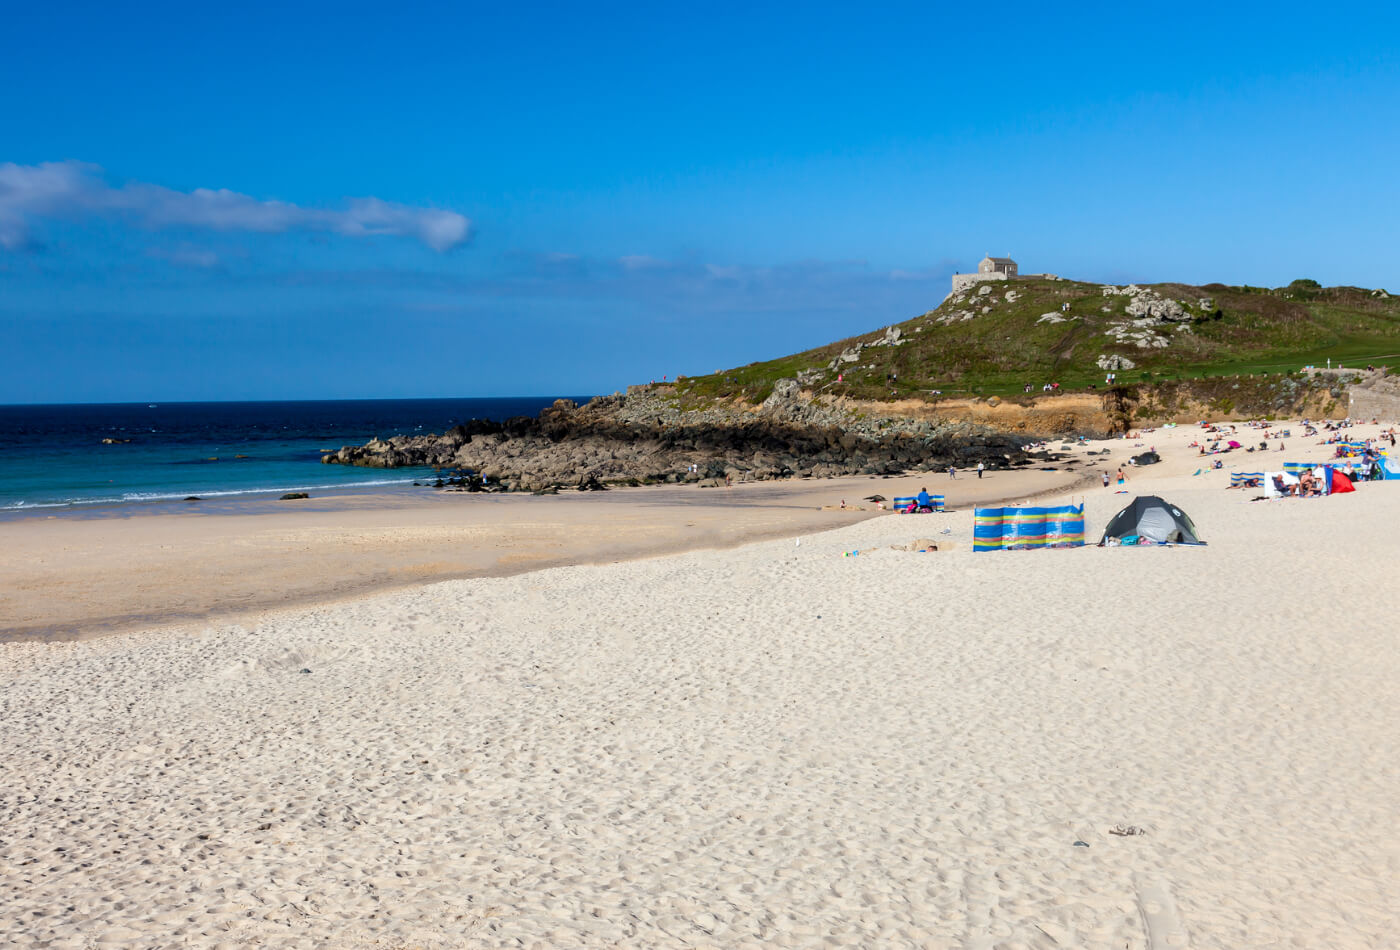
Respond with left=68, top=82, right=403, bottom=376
left=0, top=397, right=588, bottom=516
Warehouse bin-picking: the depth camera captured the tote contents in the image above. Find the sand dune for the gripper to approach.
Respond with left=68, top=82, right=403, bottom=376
left=2, top=422, right=1397, bottom=948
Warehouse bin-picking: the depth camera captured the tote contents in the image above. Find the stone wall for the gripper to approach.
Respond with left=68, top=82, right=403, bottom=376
left=950, top=272, right=1007, bottom=294
left=1345, top=372, right=1400, bottom=422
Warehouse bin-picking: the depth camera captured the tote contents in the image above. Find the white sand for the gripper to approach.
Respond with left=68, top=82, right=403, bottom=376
left=3, top=421, right=1398, bottom=948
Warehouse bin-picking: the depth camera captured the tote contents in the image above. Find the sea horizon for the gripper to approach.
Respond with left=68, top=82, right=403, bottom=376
left=0, top=396, right=592, bottom=517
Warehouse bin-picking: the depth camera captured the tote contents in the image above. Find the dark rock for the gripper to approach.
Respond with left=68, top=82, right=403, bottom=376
left=319, top=388, right=1030, bottom=493
left=184, top=496, right=201, bottom=501
left=280, top=492, right=310, bottom=500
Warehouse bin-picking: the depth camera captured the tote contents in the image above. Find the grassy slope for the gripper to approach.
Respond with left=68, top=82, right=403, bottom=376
left=675, top=278, right=1400, bottom=404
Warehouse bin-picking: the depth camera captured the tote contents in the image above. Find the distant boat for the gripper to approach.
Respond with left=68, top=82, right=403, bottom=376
left=148, top=404, right=158, bottom=408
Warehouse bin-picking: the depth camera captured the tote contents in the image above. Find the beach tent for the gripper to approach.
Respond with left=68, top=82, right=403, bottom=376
left=1227, top=440, right=1242, bottom=449
left=1381, top=457, right=1400, bottom=480
left=1330, top=470, right=1356, bottom=494
left=1100, top=496, right=1202, bottom=544
left=1323, top=461, right=1372, bottom=487
left=973, top=504, right=1085, bottom=551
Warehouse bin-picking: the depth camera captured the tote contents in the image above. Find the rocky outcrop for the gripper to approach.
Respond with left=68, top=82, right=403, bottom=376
left=1339, top=369, right=1400, bottom=420
left=824, top=325, right=907, bottom=372
left=323, top=388, right=1031, bottom=492
left=1097, top=354, right=1137, bottom=371
left=1099, top=284, right=1198, bottom=350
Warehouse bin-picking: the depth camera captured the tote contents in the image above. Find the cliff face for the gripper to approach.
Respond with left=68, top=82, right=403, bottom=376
left=322, top=370, right=1356, bottom=491
left=323, top=386, right=1032, bottom=491
left=1345, top=369, right=1400, bottom=420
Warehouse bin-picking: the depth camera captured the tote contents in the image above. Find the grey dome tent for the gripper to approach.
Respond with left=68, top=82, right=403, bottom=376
left=1100, top=495, right=1203, bottom=545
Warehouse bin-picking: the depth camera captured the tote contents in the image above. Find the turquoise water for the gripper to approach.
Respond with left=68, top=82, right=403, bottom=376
left=0, top=397, right=585, bottom=515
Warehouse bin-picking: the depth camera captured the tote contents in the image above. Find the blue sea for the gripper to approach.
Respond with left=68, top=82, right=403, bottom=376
left=0, top=397, right=588, bottom=517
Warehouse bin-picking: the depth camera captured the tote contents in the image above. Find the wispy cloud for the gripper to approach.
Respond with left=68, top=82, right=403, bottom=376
left=145, top=243, right=224, bottom=270
left=0, top=160, right=471, bottom=252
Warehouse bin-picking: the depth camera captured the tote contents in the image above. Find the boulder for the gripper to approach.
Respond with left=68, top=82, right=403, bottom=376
left=577, top=473, right=608, bottom=491
left=1097, top=354, right=1137, bottom=371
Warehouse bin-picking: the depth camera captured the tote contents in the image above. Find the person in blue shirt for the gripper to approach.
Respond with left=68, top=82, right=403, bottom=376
left=915, top=487, right=933, bottom=511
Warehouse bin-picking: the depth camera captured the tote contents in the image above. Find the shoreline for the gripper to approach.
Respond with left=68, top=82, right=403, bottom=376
left=0, top=467, right=1087, bottom=642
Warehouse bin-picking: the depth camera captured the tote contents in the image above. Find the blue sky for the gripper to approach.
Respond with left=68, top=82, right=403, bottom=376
left=4, top=2, right=1398, bottom=403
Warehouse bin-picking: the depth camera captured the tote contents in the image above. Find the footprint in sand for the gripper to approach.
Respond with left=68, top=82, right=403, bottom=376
left=1134, top=873, right=1190, bottom=948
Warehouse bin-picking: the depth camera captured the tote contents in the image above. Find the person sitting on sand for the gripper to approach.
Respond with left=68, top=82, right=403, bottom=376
left=915, top=487, right=934, bottom=512
left=1272, top=475, right=1295, bottom=496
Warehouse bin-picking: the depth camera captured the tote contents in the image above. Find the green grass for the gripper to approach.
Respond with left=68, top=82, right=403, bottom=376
left=674, top=277, right=1400, bottom=404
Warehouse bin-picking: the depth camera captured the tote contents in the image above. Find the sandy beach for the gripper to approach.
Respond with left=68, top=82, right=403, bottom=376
left=0, top=467, right=1085, bottom=640
left=3, top=421, right=1398, bottom=948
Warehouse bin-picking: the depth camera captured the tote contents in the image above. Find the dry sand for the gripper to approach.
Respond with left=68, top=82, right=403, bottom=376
left=2, top=422, right=1397, bottom=948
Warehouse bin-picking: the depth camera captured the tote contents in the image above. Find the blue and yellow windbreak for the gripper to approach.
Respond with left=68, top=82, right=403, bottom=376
left=973, top=504, right=1085, bottom=551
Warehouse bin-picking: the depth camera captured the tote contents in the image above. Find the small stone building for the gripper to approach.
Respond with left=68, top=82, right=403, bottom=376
left=951, top=254, right=1018, bottom=293
left=978, top=255, right=1017, bottom=278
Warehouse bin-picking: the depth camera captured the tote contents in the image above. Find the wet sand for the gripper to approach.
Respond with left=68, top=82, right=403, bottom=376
left=0, top=467, right=1084, bottom=640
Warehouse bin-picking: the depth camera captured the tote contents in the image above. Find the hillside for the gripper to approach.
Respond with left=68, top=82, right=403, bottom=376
left=675, top=277, right=1400, bottom=404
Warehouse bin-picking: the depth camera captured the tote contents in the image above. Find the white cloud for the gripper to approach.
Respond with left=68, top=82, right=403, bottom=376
left=0, top=160, right=470, bottom=252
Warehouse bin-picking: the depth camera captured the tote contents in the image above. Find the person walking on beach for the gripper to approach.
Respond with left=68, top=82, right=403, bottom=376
left=1116, top=467, right=1126, bottom=486
left=977, top=461, right=984, bottom=479
left=948, top=465, right=957, bottom=479
left=1102, top=471, right=1111, bottom=489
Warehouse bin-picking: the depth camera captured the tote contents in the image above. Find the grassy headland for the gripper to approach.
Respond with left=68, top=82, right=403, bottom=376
left=673, top=277, right=1399, bottom=406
